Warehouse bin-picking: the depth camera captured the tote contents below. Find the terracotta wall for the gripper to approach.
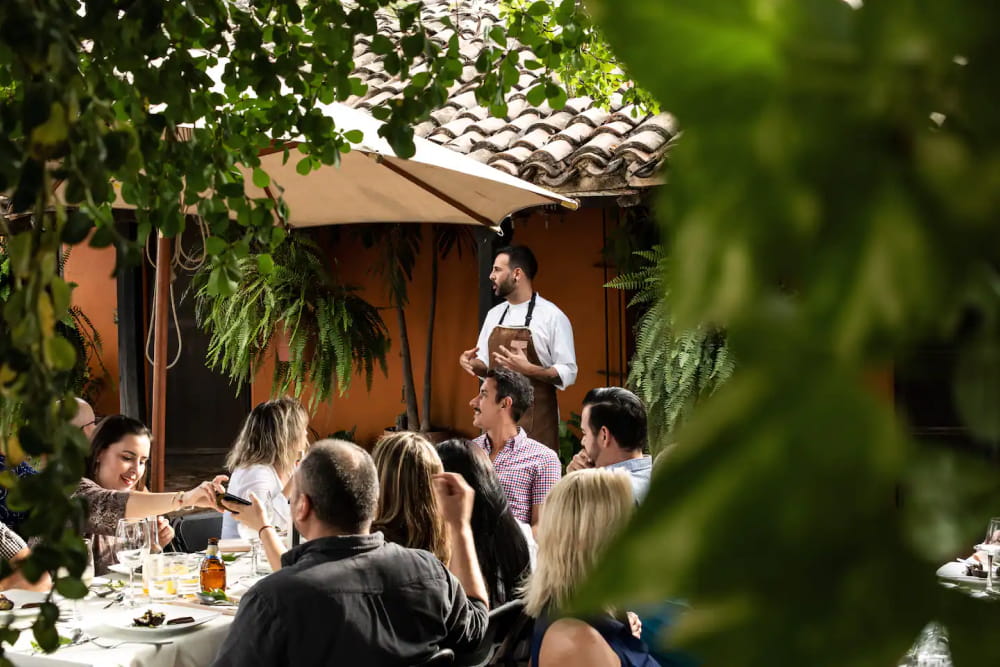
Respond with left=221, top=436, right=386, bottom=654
left=63, top=239, right=121, bottom=417
left=62, top=206, right=630, bottom=450
left=252, top=206, right=628, bottom=449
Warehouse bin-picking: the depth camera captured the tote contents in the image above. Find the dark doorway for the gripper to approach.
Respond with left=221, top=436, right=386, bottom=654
left=152, top=224, right=250, bottom=484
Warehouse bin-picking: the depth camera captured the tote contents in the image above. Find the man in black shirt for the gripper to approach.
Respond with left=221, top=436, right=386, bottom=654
left=212, top=439, right=489, bottom=666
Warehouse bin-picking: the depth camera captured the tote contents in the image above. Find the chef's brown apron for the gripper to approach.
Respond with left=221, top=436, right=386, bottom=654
left=486, top=292, right=560, bottom=451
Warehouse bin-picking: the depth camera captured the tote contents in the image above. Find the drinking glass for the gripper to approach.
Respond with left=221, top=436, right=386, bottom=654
left=237, top=491, right=276, bottom=578
left=975, top=517, right=1000, bottom=596
left=72, top=538, right=95, bottom=628
left=115, top=518, right=151, bottom=608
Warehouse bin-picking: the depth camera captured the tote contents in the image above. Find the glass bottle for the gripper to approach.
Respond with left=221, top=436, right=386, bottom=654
left=200, top=537, right=226, bottom=592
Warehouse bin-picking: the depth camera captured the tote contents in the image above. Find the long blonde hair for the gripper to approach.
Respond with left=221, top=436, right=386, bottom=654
left=521, top=470, right=634, bottom=617
left=226, top=397, right=309, bottom=480
left=372, top=431, right=451, bottom=564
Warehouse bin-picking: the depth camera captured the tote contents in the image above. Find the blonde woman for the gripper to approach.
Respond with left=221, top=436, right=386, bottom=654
left=221, top=398, right=309, bottom=540
left=522, top=470, right=660, bottom=667
left=371, top=431, right=451, bottom=565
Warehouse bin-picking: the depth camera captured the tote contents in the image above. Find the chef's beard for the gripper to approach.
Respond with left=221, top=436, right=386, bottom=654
left=494, top=277, right=516, bottom=299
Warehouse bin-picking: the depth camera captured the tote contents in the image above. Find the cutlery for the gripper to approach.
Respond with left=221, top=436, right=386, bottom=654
left=102, top=592, right=125, bottom=609
left=92, top=638, right=173, bottom=649
left=194, top=591, right=235, bottom=606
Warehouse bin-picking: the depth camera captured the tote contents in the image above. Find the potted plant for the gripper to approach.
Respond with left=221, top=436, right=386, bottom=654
left=358, top=223, right=475, bottom=434
left=191, top=233, right=390, bottom=405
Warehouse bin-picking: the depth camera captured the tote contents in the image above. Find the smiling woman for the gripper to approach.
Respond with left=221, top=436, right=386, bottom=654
left=72, top=415, right=228, bottom=574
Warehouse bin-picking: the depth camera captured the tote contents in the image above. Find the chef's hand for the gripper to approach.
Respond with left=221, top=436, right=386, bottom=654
left=493, top=345, right=535, bottom=375
left=459, top=347, right=481, bottom=376
left=567, top=449, right=594, bottom=473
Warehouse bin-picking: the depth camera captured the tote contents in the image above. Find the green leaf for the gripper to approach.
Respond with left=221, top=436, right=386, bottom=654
left=204, top=236, right=227, bottom=256
left=61, top=211, right=93, bottom=245
left=270, top=226, right=286, bottom=249
left=295, top=157, right=311, bottom=176
left=343, top=129, right=364, bottom=144
left=43, top=337, right=76, bottom=371
left=251, top=167, right=270, bottom=188
left=546, top=84, right=568, bottom=110
left=256, top=253, right=275, bottom=275
left=54, top=576, right=88, bottom=599
left=489, top=26, right=507, bottom=45
left=526, top=84, right=547, bottom=107
left=527, top=1, right=551, bottom=17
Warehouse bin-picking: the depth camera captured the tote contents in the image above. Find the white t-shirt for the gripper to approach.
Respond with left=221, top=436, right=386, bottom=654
left=475, top=293, right=577, bottom=389
left=220, top=464, right=290, bottom=539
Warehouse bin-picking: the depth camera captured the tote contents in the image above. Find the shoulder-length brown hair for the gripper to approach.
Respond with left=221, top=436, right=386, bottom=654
left=226, top=397, right=308, bottom=479
left=371, top=431, right=450, bottom=564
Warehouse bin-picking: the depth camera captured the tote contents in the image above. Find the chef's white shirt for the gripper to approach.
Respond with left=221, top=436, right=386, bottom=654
left=475, top=293, right=577, bottom=389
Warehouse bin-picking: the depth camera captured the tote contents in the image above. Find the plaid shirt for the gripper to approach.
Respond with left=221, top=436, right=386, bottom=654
left=474, top=428, right=561, bottom=524
left=0, top=522, right=26, bottom=562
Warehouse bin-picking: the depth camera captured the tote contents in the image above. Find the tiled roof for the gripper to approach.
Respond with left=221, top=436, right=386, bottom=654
left=345, top=0, right=674, bottom=196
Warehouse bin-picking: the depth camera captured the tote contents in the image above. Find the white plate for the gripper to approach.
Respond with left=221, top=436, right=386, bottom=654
left=0, top=590, right=63, bottom=622
left=936, top=561, right=988, bottom=587
left=99, top=604, right=219, bottom=634
left=106, top=563, right=136, bottom=576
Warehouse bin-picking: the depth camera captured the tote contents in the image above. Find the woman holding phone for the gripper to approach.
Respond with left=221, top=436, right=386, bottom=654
left=73, top=415, right=225, bottom=574
left=220, top=397, right=309, bottom=540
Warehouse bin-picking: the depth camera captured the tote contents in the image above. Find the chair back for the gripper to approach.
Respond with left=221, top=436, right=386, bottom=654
left=456, top=599, right=531, bottom=667
left=173, top=511, right=222, bottom=552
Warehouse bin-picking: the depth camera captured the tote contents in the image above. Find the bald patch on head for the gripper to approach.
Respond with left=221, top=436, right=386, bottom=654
left=69, top=398, right=95, bottom=428
left=297, top=439, right=378, bottom=532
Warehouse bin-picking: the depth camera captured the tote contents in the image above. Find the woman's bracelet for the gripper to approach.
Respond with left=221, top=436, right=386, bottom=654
left=258, top=525, right=274, bottom=537
left=172, top=490, right=186, bottom=508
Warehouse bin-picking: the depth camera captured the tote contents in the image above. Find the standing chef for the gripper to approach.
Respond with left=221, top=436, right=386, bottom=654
left=458, top=245, right=577, bottom=450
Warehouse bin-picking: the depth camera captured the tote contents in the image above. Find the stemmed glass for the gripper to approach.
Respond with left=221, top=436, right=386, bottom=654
left=975, top=517, right=1000, bottom=596
left=115, top=518, right=151, bottom=608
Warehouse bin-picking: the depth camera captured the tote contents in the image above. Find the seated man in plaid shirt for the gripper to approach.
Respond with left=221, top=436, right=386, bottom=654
left=470, top=368, right=561, bottom=530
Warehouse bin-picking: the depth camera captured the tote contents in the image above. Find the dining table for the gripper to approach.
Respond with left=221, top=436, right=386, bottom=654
left=2, top=548, right=265, bottom=667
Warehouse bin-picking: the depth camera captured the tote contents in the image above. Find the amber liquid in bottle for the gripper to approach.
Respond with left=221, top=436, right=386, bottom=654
left=200, top=538, right=226, bottom=592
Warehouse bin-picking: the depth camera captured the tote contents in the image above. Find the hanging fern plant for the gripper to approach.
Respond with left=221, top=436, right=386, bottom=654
left=191, top=233, right=390, bottom=407
left=607, top=246, right=735, bottom=452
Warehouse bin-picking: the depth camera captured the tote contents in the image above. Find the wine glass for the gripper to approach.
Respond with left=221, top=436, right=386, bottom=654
left=975, top=517, right=1000, bottom=596
left=115, top=518, right=151, bottom=608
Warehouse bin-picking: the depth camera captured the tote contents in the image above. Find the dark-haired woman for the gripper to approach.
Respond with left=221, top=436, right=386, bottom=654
left=72, top=415, right=225, bottom=574
left=436, top=438, right=533, bottom=606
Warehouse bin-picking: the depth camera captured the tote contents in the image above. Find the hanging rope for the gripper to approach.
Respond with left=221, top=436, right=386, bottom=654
left=143, top=215, right=210, bottom=370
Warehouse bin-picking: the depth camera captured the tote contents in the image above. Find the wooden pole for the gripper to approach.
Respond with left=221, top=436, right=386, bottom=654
left=150, top=231, right=171, bottom=492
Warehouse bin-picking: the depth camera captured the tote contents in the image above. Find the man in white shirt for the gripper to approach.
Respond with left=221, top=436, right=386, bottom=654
left=459, top=246, right=577, bottom=450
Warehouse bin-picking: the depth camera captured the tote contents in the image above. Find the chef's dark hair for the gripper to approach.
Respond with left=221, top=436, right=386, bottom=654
left=495, top=245, right=538, bottom=280
left=583, top=387, right=647, bottom=452
left=486, top=367, right=534, bottom=421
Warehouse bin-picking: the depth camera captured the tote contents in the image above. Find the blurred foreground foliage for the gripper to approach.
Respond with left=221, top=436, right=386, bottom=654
left=573, top=1, right=1000, bottom=665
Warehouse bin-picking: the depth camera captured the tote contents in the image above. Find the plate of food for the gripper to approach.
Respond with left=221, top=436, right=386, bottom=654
left=101, top=605, right=219, bottom=634
left=0, top=590, right=67, bottom=623
left=936, top=558, right=996, bottom=586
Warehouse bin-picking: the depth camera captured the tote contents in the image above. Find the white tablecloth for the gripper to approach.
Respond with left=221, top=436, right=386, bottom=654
left=5, top=554, right=264, bottom=667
